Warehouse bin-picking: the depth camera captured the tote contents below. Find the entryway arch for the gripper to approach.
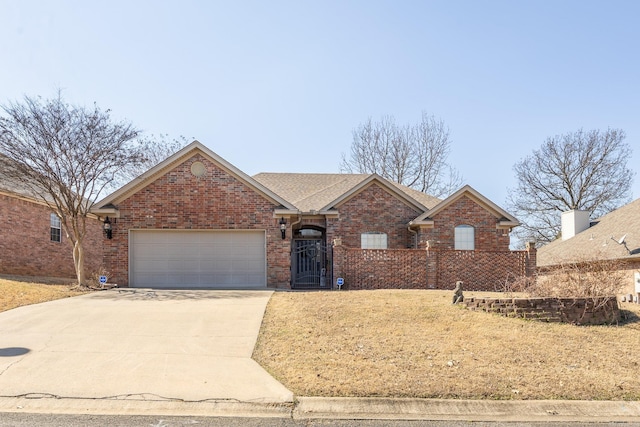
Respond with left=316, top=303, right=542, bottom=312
left=291, top=225, right=330, bottom=289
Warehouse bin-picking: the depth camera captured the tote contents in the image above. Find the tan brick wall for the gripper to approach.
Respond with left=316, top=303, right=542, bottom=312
left=0, top=193, right=103, bottom=279
left=623, top=261, right=640, bottom=298
left=103, top=154, right=290, bottom=287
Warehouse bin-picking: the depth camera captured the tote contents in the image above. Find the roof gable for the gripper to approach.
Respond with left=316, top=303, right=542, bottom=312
left=94, top=141, right=297, bottom=211
left=411, top=185, right=519, bottom=227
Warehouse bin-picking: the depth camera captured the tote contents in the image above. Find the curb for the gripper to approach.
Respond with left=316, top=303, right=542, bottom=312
left=0, top=396, right=293, bottom=418
left=294, top=397, right=640, bottom=422
left=1, top=395, right=640, bottom=422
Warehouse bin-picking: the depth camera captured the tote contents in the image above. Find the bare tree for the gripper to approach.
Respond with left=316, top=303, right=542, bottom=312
left=0, top=93, right=150, bottom=286
left=507, top=128, right=634, bottom=245
left=111, top=133, right=189, bottom=190
left=340, top=112, right=461, bottom=197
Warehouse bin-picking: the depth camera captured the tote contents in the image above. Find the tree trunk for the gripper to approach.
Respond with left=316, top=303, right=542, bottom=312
left=73, top=240, right=86, bottom=286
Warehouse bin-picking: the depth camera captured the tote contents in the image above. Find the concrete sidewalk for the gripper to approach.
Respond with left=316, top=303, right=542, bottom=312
left=0, top=289, right=293, bottom=405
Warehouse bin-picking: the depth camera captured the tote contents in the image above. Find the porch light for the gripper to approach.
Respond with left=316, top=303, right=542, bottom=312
left=103, top=216, right=113, bottom=240
left=279, top=217, right=287, bottom=240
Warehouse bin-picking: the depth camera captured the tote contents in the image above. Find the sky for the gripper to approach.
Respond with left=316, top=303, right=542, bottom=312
left=1, top=0, right=639, bottom=207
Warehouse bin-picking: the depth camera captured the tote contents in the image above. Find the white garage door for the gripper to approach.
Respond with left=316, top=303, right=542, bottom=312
left=129, top=230, right=266, bottom=288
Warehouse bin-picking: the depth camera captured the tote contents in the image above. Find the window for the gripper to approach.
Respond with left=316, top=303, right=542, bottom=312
left=295, top=228, right=323, bottom=238
left=454, top=225, right=474, bottom=250
left=50, top=213, right=61, bottom=242
left=361, top=232, right=387, bottom=249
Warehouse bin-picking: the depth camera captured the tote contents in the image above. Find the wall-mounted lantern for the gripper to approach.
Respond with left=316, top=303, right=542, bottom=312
left=279, top=217, right=287, bottom=240
left=103, top=216, right=113, bottom=239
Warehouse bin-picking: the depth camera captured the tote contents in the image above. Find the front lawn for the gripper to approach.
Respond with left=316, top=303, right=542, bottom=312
left=253, top=289, right=640, bottom=400
left=0, top=276, right=87, bottom=313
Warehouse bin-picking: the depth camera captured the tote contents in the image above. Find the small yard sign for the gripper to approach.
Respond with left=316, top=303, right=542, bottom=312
left=336, top=277, right=344, bottom=289
left=99, top=276, right=107, bottom=284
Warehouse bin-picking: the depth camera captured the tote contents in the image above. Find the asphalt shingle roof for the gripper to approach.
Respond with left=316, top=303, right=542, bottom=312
left=537, top=198, right=640, bottom=266
left=252, top=173, right=440, bottom=212
left=0, top=155, right=39, bottom=199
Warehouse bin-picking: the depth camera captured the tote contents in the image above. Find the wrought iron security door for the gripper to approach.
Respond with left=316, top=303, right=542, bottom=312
left=292, top=239, right=329, bottom=289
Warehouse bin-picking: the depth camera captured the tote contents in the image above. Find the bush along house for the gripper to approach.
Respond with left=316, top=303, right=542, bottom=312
left=92, top=141, right=535, bottom=290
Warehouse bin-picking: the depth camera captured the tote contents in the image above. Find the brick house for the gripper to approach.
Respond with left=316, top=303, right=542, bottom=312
left=0, top=156, right=103, bottom=280
left=92, top=141, right=533, bottom=290
left=537, top=200, right=640, bottom=301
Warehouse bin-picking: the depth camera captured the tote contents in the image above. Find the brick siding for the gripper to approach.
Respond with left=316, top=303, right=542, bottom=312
left=435, top=250, right=530, bottom=291
left=103, top=154, right=290, bottom=287
left=333, top=246, right=428, bottom=290
left=0, top=193, right=102, bottom=279
left=418, top=195, right=511, bottom=251
left=333, top=245, right=536, bottom=291
left=326, top=182, right=422, bottom=249
left=331, top=192, right=533, bottom=291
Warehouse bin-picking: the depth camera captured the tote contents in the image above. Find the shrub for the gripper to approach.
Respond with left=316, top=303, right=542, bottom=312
left=532, top=257, right=627, bottom=299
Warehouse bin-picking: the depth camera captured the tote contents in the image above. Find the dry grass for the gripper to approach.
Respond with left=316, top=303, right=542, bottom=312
left=0, top=276, right=88, bottom=313
left=253, top=290, right=640, bottom=400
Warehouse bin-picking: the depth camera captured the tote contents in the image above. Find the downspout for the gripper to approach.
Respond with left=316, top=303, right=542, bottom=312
left=408, top=224, right=418, bottom=249
left=290, top=212, right=302, bottom=232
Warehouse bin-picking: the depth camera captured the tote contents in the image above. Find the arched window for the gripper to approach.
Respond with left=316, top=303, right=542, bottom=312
left=454, top=225, right=474, bottom=250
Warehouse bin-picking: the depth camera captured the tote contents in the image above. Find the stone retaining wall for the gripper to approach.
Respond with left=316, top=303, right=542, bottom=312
left=463, top=296, right=620, bottom=325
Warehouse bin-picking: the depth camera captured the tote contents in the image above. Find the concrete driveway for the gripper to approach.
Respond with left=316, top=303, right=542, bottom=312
left=0, top=289, right=293, bottom=410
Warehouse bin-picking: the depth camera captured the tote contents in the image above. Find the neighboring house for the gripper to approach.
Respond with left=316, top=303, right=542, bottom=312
left=537, top=200, right=640, bottom=300
left=0, top=156, right=103, bottom=280
left=92, top=141, right=534, bottom=290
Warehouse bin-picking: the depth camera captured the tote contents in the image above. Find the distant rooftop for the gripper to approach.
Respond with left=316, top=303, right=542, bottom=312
left=538, top=198, right=640, bottom=266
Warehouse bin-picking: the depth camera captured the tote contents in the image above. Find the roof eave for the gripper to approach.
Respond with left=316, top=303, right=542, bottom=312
left=91, top=206, right=121, bottom=218
left=498, top=220, right=520, bottom=229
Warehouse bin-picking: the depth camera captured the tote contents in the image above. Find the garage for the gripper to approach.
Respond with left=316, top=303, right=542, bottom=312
left=129, top=230, right=266, bottom=288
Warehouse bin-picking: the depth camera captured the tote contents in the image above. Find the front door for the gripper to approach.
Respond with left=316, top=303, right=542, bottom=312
left=292, top=239, right=329, bottom=289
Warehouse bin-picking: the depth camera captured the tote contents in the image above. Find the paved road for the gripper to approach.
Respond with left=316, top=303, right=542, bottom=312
left=0, top=413, right=638, bottom=427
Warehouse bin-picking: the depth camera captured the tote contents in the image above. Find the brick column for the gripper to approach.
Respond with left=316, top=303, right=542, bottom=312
left=525, top=241, right=537, bottom=277
left=332, top=239, right=345, bottom=289
left=426, top=246, right=438, bottom=289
